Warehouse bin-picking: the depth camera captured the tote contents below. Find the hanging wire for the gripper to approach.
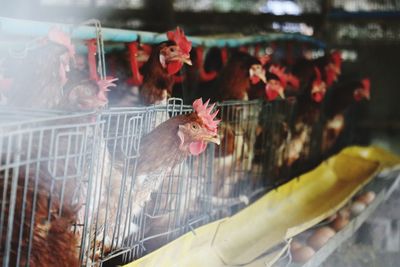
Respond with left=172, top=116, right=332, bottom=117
left=273, top=237, right=294, bottom=267
left=74, top=19, right=107, bottom=80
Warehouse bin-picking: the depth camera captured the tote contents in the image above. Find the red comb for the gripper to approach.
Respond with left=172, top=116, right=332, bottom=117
left=97, top=77, right=118, bottom=102
left=167, top=27, right=192, bottom=55
left=269, top=65, right=287, bottom=88
left=192, top=98, right=220, bottom=133
left=286, top=74, right=300, bottom=90
left=48, top=27, right=75, bottom=59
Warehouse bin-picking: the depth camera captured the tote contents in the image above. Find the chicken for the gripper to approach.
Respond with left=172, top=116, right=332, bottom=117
left=265, top=65, right=288, bottom=101
left=322, top=78, right=370, bottom=153
left=212, top=51, right=266, bottom=102
left=280, top=65, right=328, bottom=177
left=104, top=44, right=151, bottom=107
left=139, top=27, right=192, bottom=105
left=6, top=27, right=75, bottom=109
left=44, top=71, right=121, bottom=264
left=248, top=56, right=270, bottom=100
left=256, top=66, right=297, bottom=183
left=192, top=47, right=226, bottom=103
left=200, top=51, right=264, bottom=199
left=134, top=98, right=220, bottom=196
left=99, top=98, right=220, bottom=260
left=71, top=96, right=219, bottom=264
left=0, top=161, right=79, bottom=267
left=61, top=71, right=117, bottom=112
left=211, top=121, right=250, bottom=207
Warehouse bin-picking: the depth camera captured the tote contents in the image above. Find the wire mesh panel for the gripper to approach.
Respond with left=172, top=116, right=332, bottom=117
left=79, top=107, right=146, bottom=266
left=0, top=109, right=101, bottom=267
left=140, top=143, right=214, bottom=257
left=84, top=98, right=215, bottom=265
left=208, top=100, right=262, bottom=217
left=256, top=99, right=297, bottom=188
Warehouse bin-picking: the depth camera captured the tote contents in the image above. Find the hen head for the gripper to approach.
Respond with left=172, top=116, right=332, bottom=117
left=63, top=77, right=117, bottom=111
left=158, top=41, right=192, bottom=75
left=158, top=27, right=192, bottom=75
left=177, top=98, right=220, bottom=156
left=353, top=78, right=370, bottom=101
left=265, top=65, right=286, bottom=101
left=249, top=63, right=266, bottom=85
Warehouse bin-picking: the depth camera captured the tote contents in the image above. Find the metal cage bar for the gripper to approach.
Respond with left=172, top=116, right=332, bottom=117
left=0, top=95, right=359, bottom=266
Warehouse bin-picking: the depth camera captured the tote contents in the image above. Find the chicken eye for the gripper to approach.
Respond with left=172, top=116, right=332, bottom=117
left=169, top=47, right=176, bottom=52
left=191, top=123, right=199, bottom=130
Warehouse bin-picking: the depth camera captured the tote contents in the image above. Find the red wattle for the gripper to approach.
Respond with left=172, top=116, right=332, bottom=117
left=312, top=92, right=324, bottom=103
left=167, top=61, right=183, bottom=75
left=189, top=141, right=207, bottom=156
left=250, top=76, right=260, bottom=85
left=354, top=92, right=363, bottom=102
left=266, top=88, right=279, bottom=101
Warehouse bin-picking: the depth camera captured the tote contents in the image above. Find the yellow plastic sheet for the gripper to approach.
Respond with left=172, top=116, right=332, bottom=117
left=124, top=146, right=400, bottom=267
left=342, top=146, right=400, bottom=168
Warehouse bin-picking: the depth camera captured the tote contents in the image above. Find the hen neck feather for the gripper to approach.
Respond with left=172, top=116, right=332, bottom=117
left=136, top=115, right=192, bottom=175
left=218, top=61, right=249, bottom=100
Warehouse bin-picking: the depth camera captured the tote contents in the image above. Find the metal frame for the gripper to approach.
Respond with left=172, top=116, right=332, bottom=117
left=0, top=95, right=355, bottom=266
left=0, top=111, right=102, bottom=267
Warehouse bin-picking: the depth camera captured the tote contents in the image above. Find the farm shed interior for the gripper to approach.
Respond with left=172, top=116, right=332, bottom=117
left=0, top=0, right=400, bottom=266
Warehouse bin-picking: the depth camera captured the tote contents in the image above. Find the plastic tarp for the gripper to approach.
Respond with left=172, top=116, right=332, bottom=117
left=124, top=146, right=400, bottom=267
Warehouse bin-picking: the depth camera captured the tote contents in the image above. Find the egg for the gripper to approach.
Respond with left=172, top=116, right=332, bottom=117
left=338, top=207, right=351, bottom=219
left=332, top=215, right=349, bottom=231
left=327, top=213, right=337, bottom=223
left=357, top=191, right=376, bottom=205
left=307, top=227, right=336, bottom=250
left=292, top=245, right=315, bottom=263
left=290, top=240, right=303, bottom=252
left=350, top=201, right=366, bottom=215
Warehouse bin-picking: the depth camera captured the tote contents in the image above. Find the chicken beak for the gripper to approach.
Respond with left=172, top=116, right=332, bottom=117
left=166, top=48, right=192, bottom=66
left=278, top=89, right=285, bottom=99
left=182, top=55, right=192, bottom=66
left=258, top=72, right=267, bottom=83
left=203, top=134, right=220, bottom=145
left=250, top=66, right=266, bottom=83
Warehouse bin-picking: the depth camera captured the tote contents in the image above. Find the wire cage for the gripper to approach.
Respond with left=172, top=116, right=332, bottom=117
left=256, top=99, right=297, bottom=188
left=0, top=108, right=102, bottom=267
left=255, top=97, right=337, bottom=188
left=208, top=100, right=263, bottom=217
left=81, top=98, right=215, bottom=265
left=0, top=94, right=362, bottom=266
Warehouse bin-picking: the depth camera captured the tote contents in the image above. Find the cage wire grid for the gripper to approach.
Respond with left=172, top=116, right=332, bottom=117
left=0, top=96, right=338, bottom=266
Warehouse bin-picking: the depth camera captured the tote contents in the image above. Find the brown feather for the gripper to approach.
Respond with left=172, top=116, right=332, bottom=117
left=136, top=113, right=204, bottom=174
left=0, top=167, right=79, bottom=267
left=139, top=42, right=176, bottom=105
left=214, top=51, right=260, bottom=101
